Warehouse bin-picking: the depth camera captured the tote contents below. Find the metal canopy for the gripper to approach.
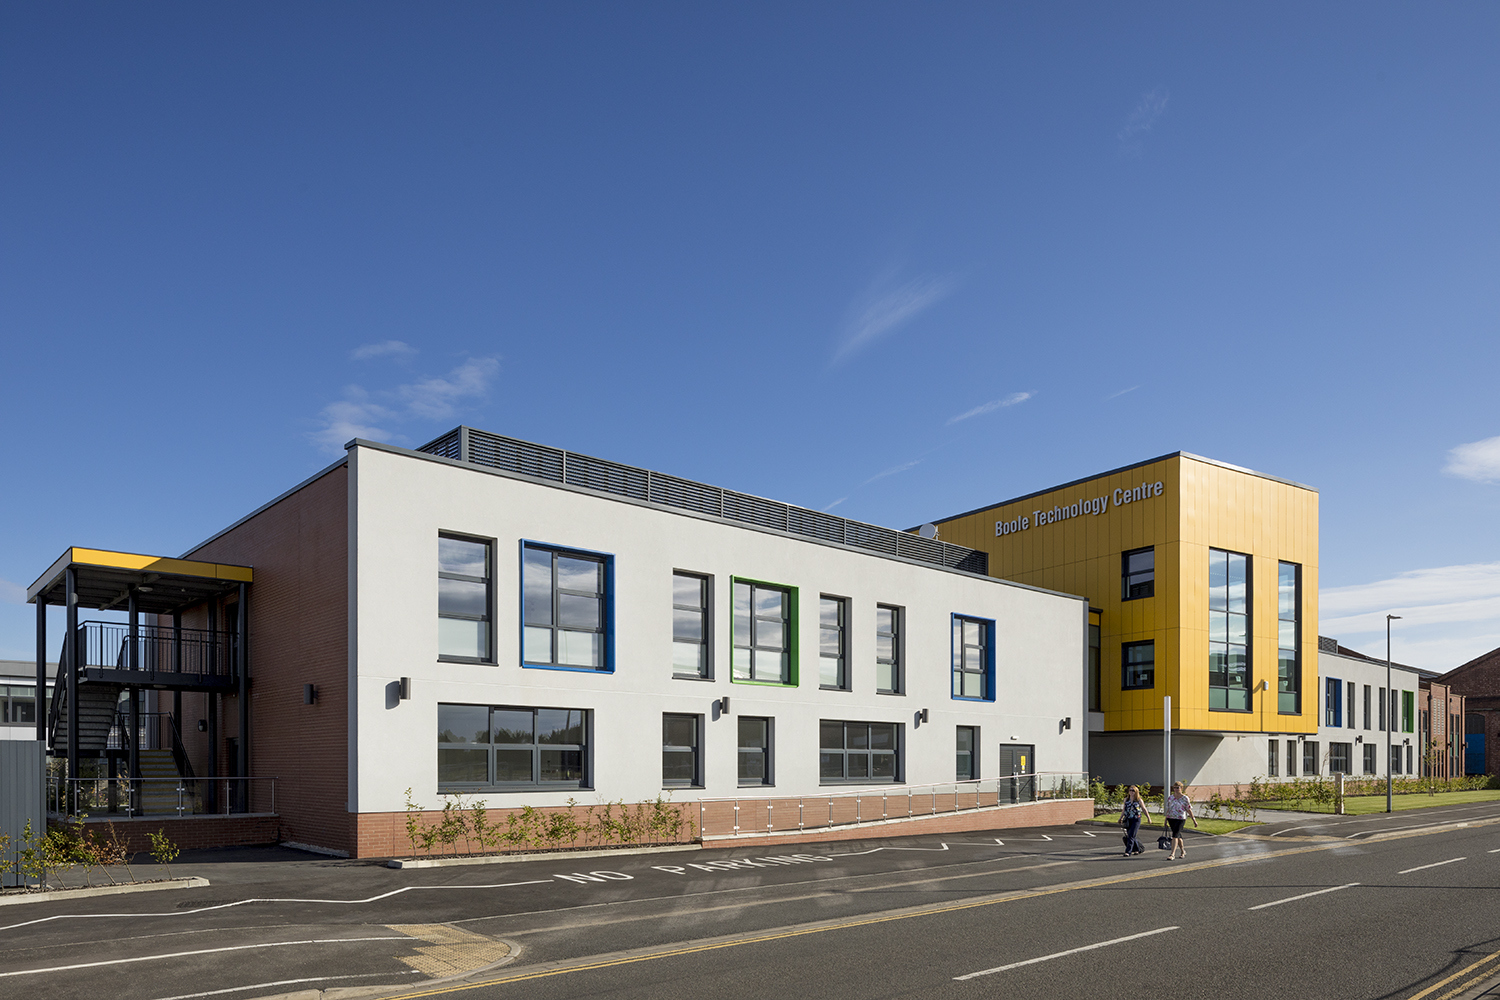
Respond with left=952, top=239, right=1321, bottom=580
left=27, top=547, right=253, bottom=615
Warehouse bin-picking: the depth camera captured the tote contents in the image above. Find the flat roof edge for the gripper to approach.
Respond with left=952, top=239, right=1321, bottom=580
left=922, top=451, right=1317, bottom=528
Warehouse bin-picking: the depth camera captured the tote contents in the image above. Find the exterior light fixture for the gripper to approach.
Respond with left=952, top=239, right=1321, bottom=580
left=304, top=683, right=317, bottom=705
left=197, top=719, right=207, bottom=732
left=719, top=696, right=730, bottom=715
left=920, top=708, right=930, bottom=723
left=1062, top=717, right=1072, bottom=730
left=399, top=677, right=412, bottom=701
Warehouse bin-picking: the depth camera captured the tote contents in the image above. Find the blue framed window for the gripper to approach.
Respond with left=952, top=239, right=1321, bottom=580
left=521, top=541, right=615, bottom=673
left=950, top=615, right=996, bottom=702
left=1325, top=677, right=1342, bottom=727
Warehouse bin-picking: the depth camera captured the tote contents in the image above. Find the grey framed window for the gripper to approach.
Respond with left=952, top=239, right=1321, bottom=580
left=952, top=617, right=991, bottom=700
left=1286, top=740, right=1297, bottom=777
left=1379, top=687, right=1387, bottom=730
left=1, top=684, right=40, bottom=725
left=523, top=544, right=609, bottom=671
left=1347, top=681, right=1356, bottom=730
left=1122, top=640, right=1155, bottom=690
left=1406, top=745, right=1413, bottom=774
left=1330, top=742, right=1351, bottom=774
left=1363, top=743, right=1377, bottom=775
left=439, top=535, right=492, bottom=661
left=1210, top=549, right=1251, bottom=711
left=1391, top=689, right=1400, bottom=732
left=672, top=572, right=710, bottom=678
left=1390, top=744, right=1402, bottom=774
left=819, top=720, right=900, bottom=783
left=875, top=605, right=902, bottom=694
left=1087, top=623, right=1101, bottom=712
left=1324, top=677, right=1342, bottom=727
left=819, top=596, right=848, bottom=690
left=956, top=726, right=978, bottom=781
left=1267, top=739, right=1279, bottom=777
left=1277, top=562, right=1301, bottom=714
left=1122, top=547, right=1155, bottom=600
left=662, top=713, right=702, bottom=788
left=732, top=580, right=794, bottom=684
left=437, top=703, right=587, bottom=790
left=738, top=716, right=772, bottom=786
left=1363, top=685, right=1372, bottom=730
left=1303, top=740, right=1319, bottom=776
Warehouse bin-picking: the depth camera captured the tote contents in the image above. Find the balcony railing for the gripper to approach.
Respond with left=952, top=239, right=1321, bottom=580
left=48, top=776, right=275, bottom=818
left=696, top=771, right=1089, bottom=840
left=78, top=621, right=237, bottom=680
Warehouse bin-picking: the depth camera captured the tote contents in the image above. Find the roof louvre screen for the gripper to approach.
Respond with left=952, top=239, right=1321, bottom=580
left=412, top=426, right=986, bottom=575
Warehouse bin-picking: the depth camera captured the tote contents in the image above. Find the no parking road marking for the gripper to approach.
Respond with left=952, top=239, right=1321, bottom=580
left=954, top=926, right=1178, bottom=980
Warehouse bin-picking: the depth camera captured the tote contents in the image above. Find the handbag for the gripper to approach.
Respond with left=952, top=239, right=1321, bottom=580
left=1157, top=823, right=1172, bottom=850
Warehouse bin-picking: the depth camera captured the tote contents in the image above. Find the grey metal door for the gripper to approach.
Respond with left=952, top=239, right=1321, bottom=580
left=999, top=744, right=1036, bottom=803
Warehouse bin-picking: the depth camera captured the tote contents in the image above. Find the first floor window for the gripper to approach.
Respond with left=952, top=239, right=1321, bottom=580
left=1277, top=561, right=1301, bottom=714
left=524, top=544, right=609, bottom=670
left=1364, top=685, right=1372, bottom=730
left=662, top=714, right=702, bottom=787
left=1325, top=678, right=1342, bottom=727
left=438, top=703, right=587, bottom=789
left=1363, top=743, right=1377, bottom=775
left=1267, top=739, right=1279, bottom=777
left=820, top=720, right=900, bottom=783
left=1303, top=740, right=1319, bottom=776
left=1347, top=682, right=1356, bottom=730
left=1088, top=623, right=1101, bottom=712
left=1122, top=640, right=1155, bottom=690
left=1402, top=691, right=1415, bottom=733
left=738, top=716, right=772, bottom=786
left=733, top=580, right=793, bottom=684
left=951, top=616, right=991, bottom=699
left=1329, top=742, right=1351, bottom=774
left=1122, top=547, right=1155, bottom=600
left=876, top=605, right=901, bottom=694
left=439, top=534, right=492, bottom=661
left=957, top=726, right=977, bottom=781
left=819, top=596, right=848, bottom=690
left=672, top=572, right=710, bottom=677
left=1210, top=548, right=1251, bottom=711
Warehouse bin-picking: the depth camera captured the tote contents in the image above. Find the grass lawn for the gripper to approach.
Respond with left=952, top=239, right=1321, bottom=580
left=1250, top=789, right=1500, bottom=815
left=1085, top=816, right=1258, bottom=835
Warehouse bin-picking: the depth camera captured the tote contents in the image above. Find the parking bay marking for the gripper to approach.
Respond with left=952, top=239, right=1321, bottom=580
left=1247, top=883, right=1360, bottom=911
left=954, top=926, right=1179, bottom=981
left=0, top=936, right=411, bottom=978
left=1399, top=858, right=1466, bottom=875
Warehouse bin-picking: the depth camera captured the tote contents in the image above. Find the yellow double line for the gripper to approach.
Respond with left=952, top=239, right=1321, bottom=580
left=1405, top=948, right=1500, bottom=1000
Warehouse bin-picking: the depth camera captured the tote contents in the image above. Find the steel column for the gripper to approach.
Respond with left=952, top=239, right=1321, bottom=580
left=65, top=566, right=78, bottom=808
left=128, top=592, right=140, bottom=800
left=236, top=582, right=248, bottom=812
left=35, top=591, right=46, bottom=742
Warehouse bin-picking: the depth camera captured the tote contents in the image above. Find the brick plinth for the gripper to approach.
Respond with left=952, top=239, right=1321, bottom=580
left=75, top=814, right=280, bottom=853
left=699, top=798, right=1094, bottom=848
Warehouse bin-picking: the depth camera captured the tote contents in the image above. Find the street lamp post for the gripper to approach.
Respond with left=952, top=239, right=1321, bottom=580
left=1387, top=614, right=1401, bottom=814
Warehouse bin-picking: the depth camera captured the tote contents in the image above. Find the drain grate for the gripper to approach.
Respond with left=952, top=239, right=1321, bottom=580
left=175, top=899, right=239, bottom=908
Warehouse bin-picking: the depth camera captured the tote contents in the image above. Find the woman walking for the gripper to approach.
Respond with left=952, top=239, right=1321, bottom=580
left=1164, top=781, right=1198, bottom=859
left=1118, top=785, right=1151, bottom=857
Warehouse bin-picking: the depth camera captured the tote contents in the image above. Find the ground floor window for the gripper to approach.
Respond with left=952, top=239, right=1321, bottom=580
left=820, top=720, right=900, bottom=782
left=1286, top=741, right=1297, bottom=777
left=1329, top=742, right=1351, bottom=774
left=1390, top=744, right=1403, bottom=774
left=438, top=703, right=587, bottom=789
left=956, top=726, right=977, bottom=781
left=1363, top=743, right=1377, bottom=774
left=662, top=713, right=702, bottom=788
left=1302, top=740, right=1319, bottom=776
left=1406, top=745, right=1413, bottom=774
left=1267, top=739, right=1279, bottom=777
left=738, top=716, right=772, bottom=786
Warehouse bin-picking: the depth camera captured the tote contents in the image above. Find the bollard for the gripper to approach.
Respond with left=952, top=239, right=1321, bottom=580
left=1335, top=772, right=1346, bottom=815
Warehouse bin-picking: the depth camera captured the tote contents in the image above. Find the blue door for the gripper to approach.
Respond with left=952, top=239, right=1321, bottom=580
left=1466, top=733, right=1485, bottom=776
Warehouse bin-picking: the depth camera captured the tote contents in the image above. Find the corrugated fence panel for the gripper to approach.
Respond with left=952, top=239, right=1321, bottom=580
left=1, top=740, right=44, bottom=887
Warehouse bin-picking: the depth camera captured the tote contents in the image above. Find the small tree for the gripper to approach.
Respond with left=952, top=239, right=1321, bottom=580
left=147, top=828, right=181, bottom=878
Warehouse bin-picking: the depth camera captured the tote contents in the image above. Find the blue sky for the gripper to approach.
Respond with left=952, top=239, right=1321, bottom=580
left=2, top=3, right=1498, bottom=670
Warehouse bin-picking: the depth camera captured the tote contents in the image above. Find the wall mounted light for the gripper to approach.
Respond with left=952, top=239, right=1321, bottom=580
left=197, top=719, right=207, bottom=733
left=304, top=683, right=317, bottom=705
left=1061, top=717, right=1072, bottom=731
left=399, top=677, right=411, bottom=701
left=719, top=696, right=730, bottom=715
left=919, top=708, right=929, bottom=724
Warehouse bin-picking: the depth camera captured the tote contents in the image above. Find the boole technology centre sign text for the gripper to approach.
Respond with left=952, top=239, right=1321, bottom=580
left=995, top=479, right=1164, bottom=537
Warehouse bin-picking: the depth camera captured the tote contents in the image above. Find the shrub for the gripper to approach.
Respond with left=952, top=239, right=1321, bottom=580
left=147, top=828, right=181, bottom=878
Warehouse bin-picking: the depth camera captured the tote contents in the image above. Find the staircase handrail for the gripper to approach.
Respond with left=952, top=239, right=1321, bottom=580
left=168, top=714, right=196, bottom=781
left=46, top=631, right=71, bottom=750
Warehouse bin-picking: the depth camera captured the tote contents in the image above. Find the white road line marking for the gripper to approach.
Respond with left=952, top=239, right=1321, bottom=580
left=1246, top=883, right=1360, bottom=910
left=148, top=970, right=421, bottom=1000
left=994, top=838, right=1004, bottom=845
left=1082, top=831, right=1096, bottom=838
left=1488, top=848, right=1500, bottom=854
left=1399, top=857, right=1467, bottom=875
left=0, top=937, right=409, bottom=978
left=1041, top=835, right=1053, bottom=841
left=0, top=880, right=554, bottom=933
left=954, top=926, right=1178, bottom=980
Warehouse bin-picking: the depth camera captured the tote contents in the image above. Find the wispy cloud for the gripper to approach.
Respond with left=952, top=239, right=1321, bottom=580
left=1105, top=385, right=1140, bottom=401
left=309, top=356, right=500, bottom=455
left=835, top=271, right=963, bottom=364
left=946, top=391, right=1033, bottom=425
left=0, top=577, right=25, bottom=604
left=1118, top=87, right=1170, bottom=156
left=822, top=497, right=847, bottom=512
left=1320, top=561, right=1500, bottom=671
left=1444, top=434, right=1500, bottom=484
left=861, top=459, right=922, bottom=487
left=351, top=340, right=418, bottom=361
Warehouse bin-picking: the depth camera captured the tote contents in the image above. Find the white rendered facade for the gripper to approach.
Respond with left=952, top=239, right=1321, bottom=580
left=347, top=440, right=1089, bottom=815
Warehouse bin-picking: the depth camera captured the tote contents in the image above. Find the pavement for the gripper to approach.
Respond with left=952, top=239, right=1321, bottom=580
left=3, top=800, right=1499, bottom=1000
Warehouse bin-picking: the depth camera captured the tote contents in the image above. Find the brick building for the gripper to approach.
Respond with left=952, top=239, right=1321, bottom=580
left=1437, top=646, right=1500, bottom=777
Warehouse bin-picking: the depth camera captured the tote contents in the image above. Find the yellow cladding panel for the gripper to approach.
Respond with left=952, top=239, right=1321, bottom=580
left=69, top=547, right=254, bottom=583
left=934, top=453, right=1317, bottom=735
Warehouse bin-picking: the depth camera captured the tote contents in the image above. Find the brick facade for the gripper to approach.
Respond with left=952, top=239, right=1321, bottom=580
left=1439, top=647, right=1500, bottom=777
left=76, top=814, right=280, bottom=853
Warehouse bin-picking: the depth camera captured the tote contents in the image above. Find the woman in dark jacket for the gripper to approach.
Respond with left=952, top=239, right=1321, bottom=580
left=1119, top=785, right=1152, bottom=857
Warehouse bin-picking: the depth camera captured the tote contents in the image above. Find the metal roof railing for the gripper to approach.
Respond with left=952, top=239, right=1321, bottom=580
left=418, top=427, right=987, bottom=575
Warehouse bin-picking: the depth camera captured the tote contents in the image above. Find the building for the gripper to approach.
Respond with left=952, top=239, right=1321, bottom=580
left=924, top=452, right=1319, bottom=793
left=1436, top=645, right=1500, bottom=777
left=0, top=660, right=54, bottom=741
left=30, top=426, right=1091, bottom=857
left=1308, top=638, right=1424, bottom=781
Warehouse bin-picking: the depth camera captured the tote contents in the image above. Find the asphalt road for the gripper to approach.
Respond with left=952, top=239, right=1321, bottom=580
left=4, top=801, right=1499, bottom=1000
